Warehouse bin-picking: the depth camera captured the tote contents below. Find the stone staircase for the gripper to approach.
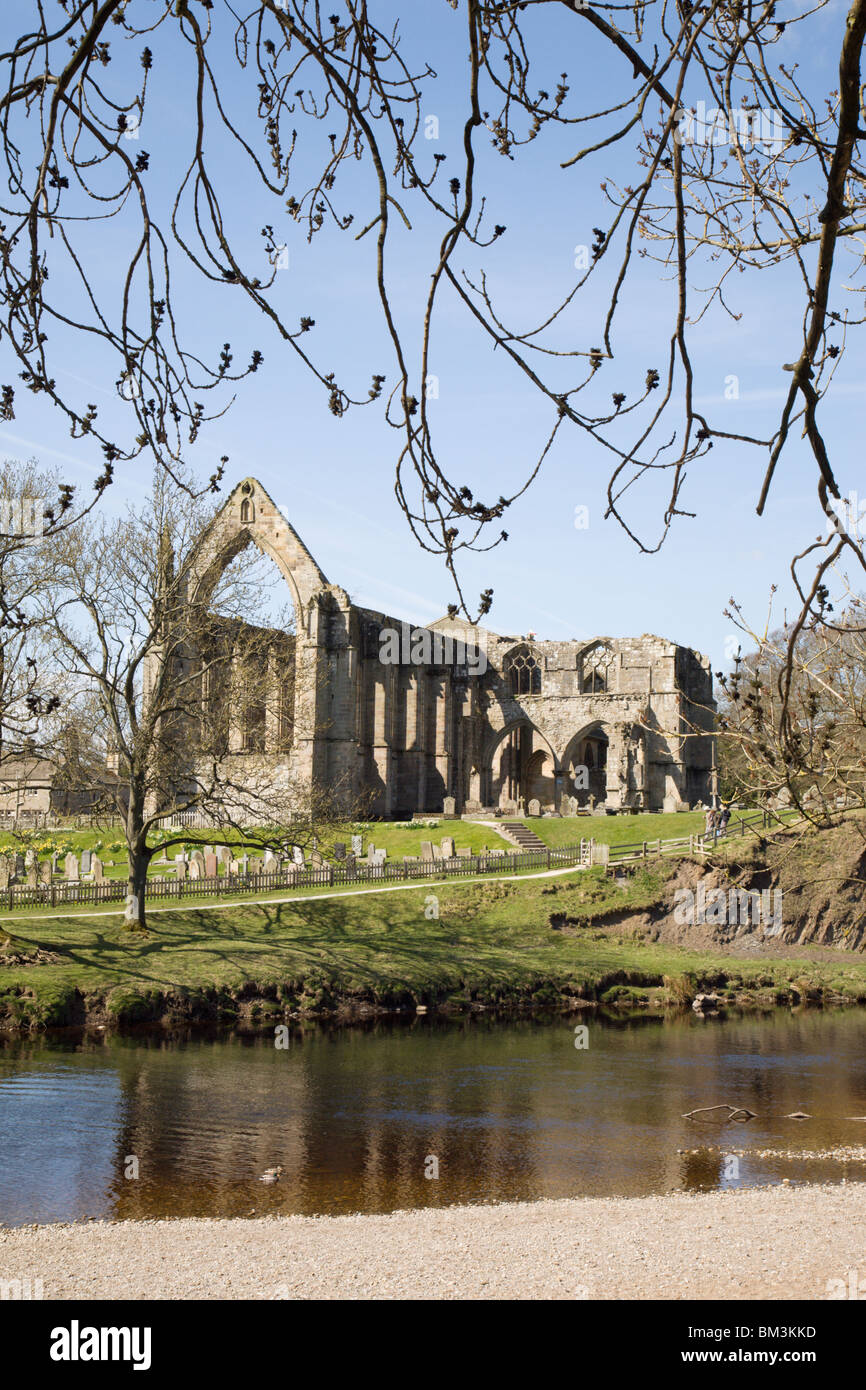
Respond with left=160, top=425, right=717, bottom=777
left=496, top=821, right=548, bottom=853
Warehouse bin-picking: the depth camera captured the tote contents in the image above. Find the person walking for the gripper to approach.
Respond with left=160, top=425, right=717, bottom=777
left=719, top=804, right=731, bottom=837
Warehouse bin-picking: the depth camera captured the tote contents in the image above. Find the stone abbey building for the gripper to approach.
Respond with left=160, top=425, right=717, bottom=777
left=181, top=479, right=717, bottom=819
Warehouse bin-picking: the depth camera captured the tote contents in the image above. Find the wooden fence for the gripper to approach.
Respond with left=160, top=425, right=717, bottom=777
left=0, top=808, right=803, bottom=913
left=0, top=844, right=585, bottom=913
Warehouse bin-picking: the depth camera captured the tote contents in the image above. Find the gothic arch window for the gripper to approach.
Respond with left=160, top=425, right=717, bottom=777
left=240, top=497, right=254, bottom=524
left=505, top=645, right=542, bottom=696
left=581, top=642, right=614, bottom=694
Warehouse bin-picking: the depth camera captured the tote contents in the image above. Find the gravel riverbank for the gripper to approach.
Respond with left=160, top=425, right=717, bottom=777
left=2, top=1183, right=864, bottom=1300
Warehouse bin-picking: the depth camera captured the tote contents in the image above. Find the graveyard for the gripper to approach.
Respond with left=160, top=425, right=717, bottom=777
left=0, top=809, right=715, bottom=910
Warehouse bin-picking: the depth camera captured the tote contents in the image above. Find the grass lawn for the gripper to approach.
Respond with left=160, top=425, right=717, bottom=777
left=2, top=858, right=865, bottom=1029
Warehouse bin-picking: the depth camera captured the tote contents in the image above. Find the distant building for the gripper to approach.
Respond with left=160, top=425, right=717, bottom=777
left=160, top=478, right=717, bottom=818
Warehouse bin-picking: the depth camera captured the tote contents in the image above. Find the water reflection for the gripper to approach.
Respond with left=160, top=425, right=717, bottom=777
left=2, top=1011, right=866, bottom=1226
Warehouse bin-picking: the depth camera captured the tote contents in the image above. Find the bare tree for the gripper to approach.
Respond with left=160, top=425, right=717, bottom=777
left=717, top=584, right=866, bottom=829
left=4, top=0, right=865, bottom=655
left=36, top=469, right=355, bottom=929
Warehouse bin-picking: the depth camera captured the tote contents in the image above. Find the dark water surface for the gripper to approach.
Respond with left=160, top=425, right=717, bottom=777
left=3, top=1011, right=866, bottom=1226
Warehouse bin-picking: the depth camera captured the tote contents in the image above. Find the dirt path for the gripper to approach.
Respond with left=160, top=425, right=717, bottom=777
left=1, top=1184, right=862, bottom=1300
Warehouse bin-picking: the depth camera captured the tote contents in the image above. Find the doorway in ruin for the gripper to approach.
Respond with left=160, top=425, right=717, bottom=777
left=563, top=724, right=609, bottom=807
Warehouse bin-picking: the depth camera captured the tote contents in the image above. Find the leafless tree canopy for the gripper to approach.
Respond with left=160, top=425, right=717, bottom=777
left=2, top=0, right=865, bottom=643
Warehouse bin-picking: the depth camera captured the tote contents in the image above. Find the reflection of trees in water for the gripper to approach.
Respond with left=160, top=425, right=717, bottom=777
left=7, top=1011, right=866, bottom=1222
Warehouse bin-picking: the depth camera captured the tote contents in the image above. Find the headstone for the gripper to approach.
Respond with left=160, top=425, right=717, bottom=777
left=14, top=853, right=25, bottom=879
left=528, top=798, right=541, bottom=818
left=218, top=845, right=233, bottom=866
left=366, top=843, right=377, bottom=863
left=311, top=848, right=323, bottom=868
left=228, top=857, right=239, bottom=875
left=91, top=856, right=104, bottom=883
left=344, top=853, right=356, bottom=874
left=24, top=848, right=37, bottom=870
left=51, top=852, right=58, bottom=876
left=663, top=794, right=677, bottom=814
left=176, top=858, right=187, bottom=881
left=64, top=852, right=79, bottom=881
left=351, top=835, right=363, bottom=856
left=372, top=849, right=386, bottom=866
left=441, top=836, right=455, bottom=859
left=80, top=849, right=92, bottom=875
left=190, top=851, right=205, bottom=880
left=442, top=796, right=456, bottom=817
left=26, top=865, right=38, bottom=888
left=420, top=841, right=434, bottom=862
left=432, top=842, right=442, bottom=860
left=240, top=854, right=249, bottom=876
left=38, top=859, right=52, bottom=886
left=263, top=849, right=277, bottom=870
left=333, top=842, right=346, bottom=860
left=0, top=854, right=10, bottom=890
left=204, top=852, right=218, bottom=878
left=456, top=847, right=472, bottom=857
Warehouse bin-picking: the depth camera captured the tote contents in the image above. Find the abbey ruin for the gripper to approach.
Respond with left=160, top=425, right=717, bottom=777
left=179, top=479, right=717, bottom=819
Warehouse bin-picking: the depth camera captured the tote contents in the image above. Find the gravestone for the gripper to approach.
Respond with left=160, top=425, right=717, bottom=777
left=24, top=848, right=37, bottom=870
left=0, top=854, right=10, bottom=890
left=175, top=858, right=187, bottom=881
left=240, top=854, right=249, bottom=876
left=431, top=842, right=442, bottom=860
left=371, top=849, right=386, bottom=866
left=218, top=845, right=233, bottom=866
left=420, top=841, right=433, bottom=862
left=204, top=852, right=218, bottom=878
left=64, top=852, right=79, bottom=881
left=189, top=851, right=205, bottom=880
left=228, top=857, right=239, bottom=876
left=366, top=844, right=377, bottom=863
left=456, top=847, right=472, bottom=858
left=38, top=859, right=52, bottom=886
left=91, top=856, right=104, bottom=883
left=263, top=849, right=277, bottom=871
left=351, top=834, right=363, bottom=856
left=51, top=853, right=58, bottom=876
left=14, top=853, right=25, bottom=879
left=311, top=848, right=323, bottom=868
left=528, top=798, right=541, bottom=818
left=442, top=796, right=456, bottom=817
left=80, top=849, right=92, bottom=875
left=333, top=842, right=346, bottom=860
left=441, top=836, right=455, bottom=859
left=26, top=864, right=38, bottom=888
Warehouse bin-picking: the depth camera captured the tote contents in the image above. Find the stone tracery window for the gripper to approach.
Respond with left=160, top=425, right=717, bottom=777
left=581, top=642, right=614, bottom=693
left=505, top=645, right=542, bottom=696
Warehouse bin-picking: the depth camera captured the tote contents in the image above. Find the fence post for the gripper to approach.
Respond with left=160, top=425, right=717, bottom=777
left=547, top=848, right=551, bottom=869
left=643, top=841, right=648, bottom=860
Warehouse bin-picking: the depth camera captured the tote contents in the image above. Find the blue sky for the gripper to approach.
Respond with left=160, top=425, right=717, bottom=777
left=0, top=0, right=860, bottom=671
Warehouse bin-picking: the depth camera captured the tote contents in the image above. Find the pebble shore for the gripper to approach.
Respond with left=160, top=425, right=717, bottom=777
left=2, top=1183, right=864, bottom=1300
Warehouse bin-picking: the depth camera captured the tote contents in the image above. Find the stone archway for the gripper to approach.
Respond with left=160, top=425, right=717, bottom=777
left=561, top=723, right=610, bottom=810
left=484, top=719, right=558, bottom=811
left=181, top=478, right=332, bottom=800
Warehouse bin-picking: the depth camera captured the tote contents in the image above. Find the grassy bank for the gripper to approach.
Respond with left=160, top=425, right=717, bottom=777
left=2, top=853, right=865, bottom=1031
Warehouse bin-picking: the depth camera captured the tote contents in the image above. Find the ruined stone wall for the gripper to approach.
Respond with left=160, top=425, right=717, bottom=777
left=176, top=478, right=717, bottom=819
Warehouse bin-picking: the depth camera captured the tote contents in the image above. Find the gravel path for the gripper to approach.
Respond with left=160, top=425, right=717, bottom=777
left=2, top=1184, right=863, bottom=1300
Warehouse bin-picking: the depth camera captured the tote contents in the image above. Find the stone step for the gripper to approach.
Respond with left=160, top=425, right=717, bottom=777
left=498, top=822, right=548, bottom=852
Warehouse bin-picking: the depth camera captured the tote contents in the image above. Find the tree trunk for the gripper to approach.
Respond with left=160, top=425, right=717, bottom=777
left=125, top=790, right=150, bottom=930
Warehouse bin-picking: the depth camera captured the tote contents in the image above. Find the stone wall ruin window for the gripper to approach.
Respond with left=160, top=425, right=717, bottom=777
left=505, top=645, right=542, bottom=696
left=581, top=643, right=614, bottom=694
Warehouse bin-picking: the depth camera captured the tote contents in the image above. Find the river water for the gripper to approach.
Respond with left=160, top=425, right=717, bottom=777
left=2, top=1010, right=866, bottom=1226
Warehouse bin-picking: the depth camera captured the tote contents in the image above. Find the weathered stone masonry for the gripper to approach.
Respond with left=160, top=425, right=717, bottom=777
left=181, top=479, right=717, bottom=816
